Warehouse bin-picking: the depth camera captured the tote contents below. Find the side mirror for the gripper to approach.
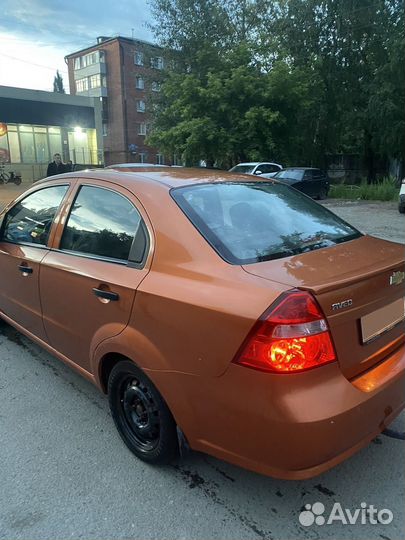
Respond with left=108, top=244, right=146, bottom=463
left=254, top=170, right=263, bottom=175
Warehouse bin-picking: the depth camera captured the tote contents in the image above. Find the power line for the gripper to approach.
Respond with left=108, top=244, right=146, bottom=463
left=0, top=52, right=68, bottom=74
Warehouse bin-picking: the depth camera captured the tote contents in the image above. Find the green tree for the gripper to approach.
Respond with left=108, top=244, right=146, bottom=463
left=272, top=0, right=405, bottom=178
left=148, top=0, right=404, bottom=174
left=53, top=70, right=65, bottom=93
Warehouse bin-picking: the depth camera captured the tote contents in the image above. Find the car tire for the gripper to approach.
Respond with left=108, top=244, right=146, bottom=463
left=108, top=360, right=179, bottom=464
left=399, top=204, right=405, bottom=214
left=318, top=188, right=327, bottom=200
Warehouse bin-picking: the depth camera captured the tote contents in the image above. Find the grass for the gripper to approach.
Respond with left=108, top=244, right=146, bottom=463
left=330, top=177, right=399, bottom=201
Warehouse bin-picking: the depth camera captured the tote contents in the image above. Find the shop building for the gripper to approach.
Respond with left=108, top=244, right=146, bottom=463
left=0, top=85, right=103, bottom=182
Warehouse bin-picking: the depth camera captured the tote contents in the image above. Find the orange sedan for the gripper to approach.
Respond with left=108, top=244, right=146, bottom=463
left=0, top=167, right=404, bottom=479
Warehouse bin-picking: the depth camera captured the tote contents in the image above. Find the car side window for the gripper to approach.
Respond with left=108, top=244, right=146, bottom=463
left=303, top=170, right=313, bottom=181
left=261, top=164, right=280, bottom=174
left=60, top=185, right=147, bottom=263
left=1, top=185, right=69, bottom=246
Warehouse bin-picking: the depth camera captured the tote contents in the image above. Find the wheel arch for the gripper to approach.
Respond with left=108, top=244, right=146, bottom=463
left=98, top=352, right=130, bottom=394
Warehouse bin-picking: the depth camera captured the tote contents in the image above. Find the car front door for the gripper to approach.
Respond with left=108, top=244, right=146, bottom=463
left=0, top=183, right=71, bottom=340
left=39, top=181, right=151, bottom=374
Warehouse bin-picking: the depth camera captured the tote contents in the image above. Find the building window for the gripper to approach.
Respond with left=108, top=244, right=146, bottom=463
left=89, top=74, right=101, bottom=88
left=74, top=50, right=104, bottom=70
left=136, top=100, right=146, bottom=113
left=48, top=126, right=62, bottom=158
left=151, top=81, right=161, bottom=92
left=156, top=153, right=164, bottom=165
left=76, top=78, right=89, bottom=92
left=151, top=57, right=164, bottom=70
left=135, top=76, right=145, bottom=90
left=8, top=130, right=21, bottom=163
left=4, top=125, right=65, bottom=165
left=134, top=51, right=144, bottom=66
left=139, top=152, right=148, bottom=163
left=102, top=123, right=108, bottom=137
left=138, top=123, right=147, bottom=136
left=19, top=126, right=36, bottom=163
left=34, top=127, right=49, bottom=163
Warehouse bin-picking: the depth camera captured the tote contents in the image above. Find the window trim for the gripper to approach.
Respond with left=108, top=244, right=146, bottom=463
left=134, top=51, right=144, bottom=66
left=136, top=99, right=146, bottom=113
left=0, top=184, right=70, bottom=249
left=57, top=184, right=150, bottom=268
left=135, top=76, right=145, bottom=90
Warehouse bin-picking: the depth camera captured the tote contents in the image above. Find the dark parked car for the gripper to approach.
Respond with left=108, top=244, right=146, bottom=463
left=264, top=168, right=330, bottom=199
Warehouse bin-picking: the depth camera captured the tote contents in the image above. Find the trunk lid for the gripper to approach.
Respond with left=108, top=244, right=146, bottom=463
left=242, top=235, right=405, bottom=379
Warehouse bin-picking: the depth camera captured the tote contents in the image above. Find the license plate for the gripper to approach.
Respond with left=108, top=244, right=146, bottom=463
left=361, top=298, right=405, bottom=344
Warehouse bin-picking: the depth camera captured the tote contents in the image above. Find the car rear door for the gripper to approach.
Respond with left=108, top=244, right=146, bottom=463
left=299, top=170, right=316, bottom=196
left=311, top=169, right=325, bottom=197
left=0, top=182, right=72, bottom=340
left=39, top=180, right=152, bottom=374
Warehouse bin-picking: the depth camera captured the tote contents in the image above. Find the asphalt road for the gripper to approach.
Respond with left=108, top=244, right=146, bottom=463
left=0, top=190, right=404, bottom=540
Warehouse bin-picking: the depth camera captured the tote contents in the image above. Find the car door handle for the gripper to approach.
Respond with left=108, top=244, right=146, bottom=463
left=92, top=288, right=119, bottom=301
left=18, top=264, right=33, bottom=274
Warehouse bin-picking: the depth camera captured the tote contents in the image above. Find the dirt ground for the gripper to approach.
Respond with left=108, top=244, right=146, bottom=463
left=321, top=199, right=404, bottom=245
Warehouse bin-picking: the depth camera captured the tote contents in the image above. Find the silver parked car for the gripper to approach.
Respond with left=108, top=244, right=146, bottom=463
left=229, top=162, right=283, bottom=177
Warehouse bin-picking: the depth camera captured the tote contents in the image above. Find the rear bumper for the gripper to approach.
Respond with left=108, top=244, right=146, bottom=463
left=171, top=342, right=405, bottom=479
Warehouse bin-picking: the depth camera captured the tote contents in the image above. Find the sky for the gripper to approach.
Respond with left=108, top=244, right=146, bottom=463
left=0, top=0, right=153, bottom=93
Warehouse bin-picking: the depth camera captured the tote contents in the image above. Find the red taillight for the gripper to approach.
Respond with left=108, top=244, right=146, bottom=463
left=234, top=290, right=336, bottom=373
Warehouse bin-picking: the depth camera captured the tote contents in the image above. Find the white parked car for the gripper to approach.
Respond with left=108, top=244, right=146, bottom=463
left=229, top=162, right=283, bottom=177
left=399, top=178, right=405, bottom=213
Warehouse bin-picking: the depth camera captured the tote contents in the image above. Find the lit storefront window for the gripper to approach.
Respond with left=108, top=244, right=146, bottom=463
left=48, top=127, right=63, bottom=158
left=19, top=125, right=36, bottom=163
left=0, top=124, right=98, bottom=165
left=68, top=126, right=97, bottom=164
left=34, top=126, right=49, bottom=163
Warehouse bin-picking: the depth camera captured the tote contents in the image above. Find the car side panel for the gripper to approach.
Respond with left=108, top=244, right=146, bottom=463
left=39, top=179, right=153, bottom=373
left=0, top=244, right=49, bottom=340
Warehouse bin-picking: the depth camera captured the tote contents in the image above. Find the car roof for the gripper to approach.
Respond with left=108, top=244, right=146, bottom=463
left=106, top=163, right=168, bottom=169
left=36, top=166, right=270, bottom=190
left=233, top=162, right=279, bottom=166
left=233, top=162, right=260, bottom=166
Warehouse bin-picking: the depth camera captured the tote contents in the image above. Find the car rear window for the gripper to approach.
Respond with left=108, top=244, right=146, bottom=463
left=276, top=170, right=304, bottom=180
left=172, top=182, right=361, bottom=264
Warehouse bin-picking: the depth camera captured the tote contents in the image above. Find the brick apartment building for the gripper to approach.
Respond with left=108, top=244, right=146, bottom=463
left=66, top=36, right=166, bottom=166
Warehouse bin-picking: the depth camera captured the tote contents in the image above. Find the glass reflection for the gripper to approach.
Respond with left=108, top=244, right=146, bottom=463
left=174, top=182, right=361, bottom=264
left=3, top=186, right=68, bottom=245
left=61, top=186, right=142, bottom=261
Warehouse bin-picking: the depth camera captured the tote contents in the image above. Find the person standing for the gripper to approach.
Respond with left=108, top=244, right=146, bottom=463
left=65, top=160, right=74, bottom=172
left=46, top=153, right=66, bottom=176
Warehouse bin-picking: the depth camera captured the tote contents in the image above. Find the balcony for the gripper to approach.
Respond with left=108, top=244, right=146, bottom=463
left=74, top=61, right=107, bottom=80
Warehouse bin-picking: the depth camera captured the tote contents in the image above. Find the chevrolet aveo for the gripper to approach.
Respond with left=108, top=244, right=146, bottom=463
left=0, top=167, right=404, bottom=479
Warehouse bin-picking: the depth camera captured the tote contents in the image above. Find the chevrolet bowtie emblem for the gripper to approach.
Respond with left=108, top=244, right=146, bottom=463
left=390, top=271, right=405, bottom=286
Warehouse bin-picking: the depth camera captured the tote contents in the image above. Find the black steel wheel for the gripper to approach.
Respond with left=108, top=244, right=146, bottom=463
left=108, top=360, right=178, bottom=464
